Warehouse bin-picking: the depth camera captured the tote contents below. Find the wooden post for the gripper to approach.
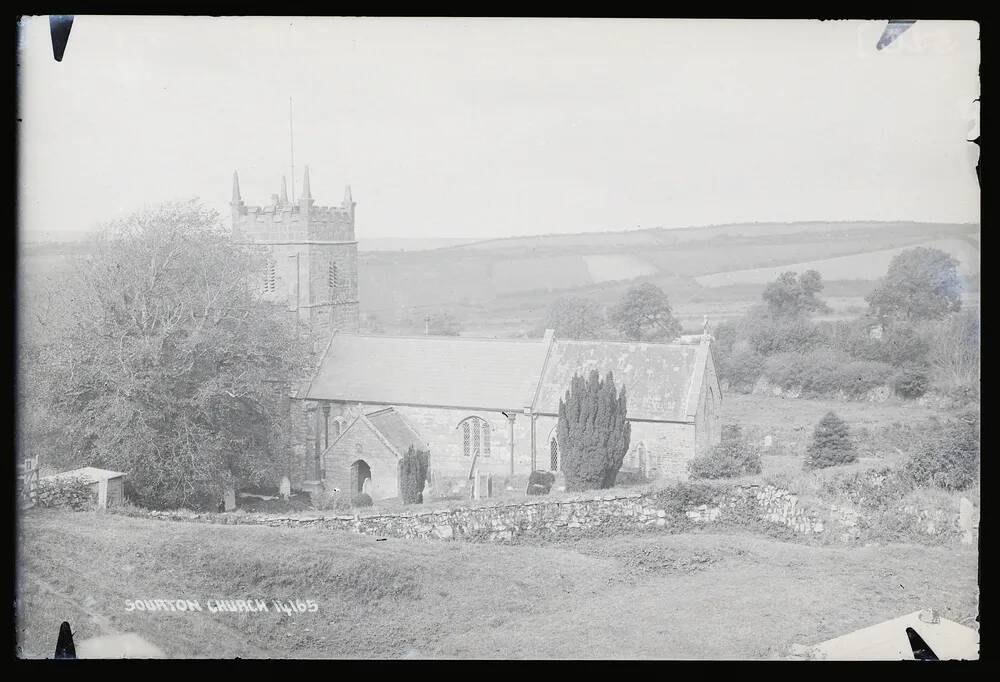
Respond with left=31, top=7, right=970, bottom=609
left=508, top=414, right=516, bottom=479
left=529, top=411, right=536, bottom=473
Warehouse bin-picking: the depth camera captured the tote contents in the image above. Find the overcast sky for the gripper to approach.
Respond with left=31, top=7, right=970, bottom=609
left=17, top=17, right=980, bottom=240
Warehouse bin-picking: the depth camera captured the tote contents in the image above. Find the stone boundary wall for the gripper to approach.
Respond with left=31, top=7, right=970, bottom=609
left=118, top=484, right=976, bottom=545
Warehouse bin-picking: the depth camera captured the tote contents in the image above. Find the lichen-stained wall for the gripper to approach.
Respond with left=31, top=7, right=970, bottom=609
left=306, top=402, right=701, bottom=492
left=139, top=483, right=953, bottom=546
left=395, top=406, right=531, bottom=490
left=535, top=414, right=697, bottom=482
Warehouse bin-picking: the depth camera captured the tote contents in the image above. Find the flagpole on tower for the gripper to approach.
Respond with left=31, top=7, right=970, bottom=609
left=289, top=97, right=296, bottom=203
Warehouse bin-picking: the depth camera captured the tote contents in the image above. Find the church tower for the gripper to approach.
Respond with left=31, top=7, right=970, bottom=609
left=230, top=167, right=360, bottom=338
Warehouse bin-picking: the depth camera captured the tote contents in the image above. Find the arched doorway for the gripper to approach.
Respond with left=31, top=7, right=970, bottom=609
left=350, top=459, right=371, bottom=496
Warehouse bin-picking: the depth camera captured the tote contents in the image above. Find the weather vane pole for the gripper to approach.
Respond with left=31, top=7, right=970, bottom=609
left=289, top=97, right=296, bottom=203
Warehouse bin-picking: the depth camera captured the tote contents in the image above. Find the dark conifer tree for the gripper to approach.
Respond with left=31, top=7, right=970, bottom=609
left=803, top=411, right=857, bottom=470
left=557, top=370, right=631, bottom=491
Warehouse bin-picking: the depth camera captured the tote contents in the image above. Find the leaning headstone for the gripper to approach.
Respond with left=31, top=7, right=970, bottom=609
left=223, top=487, right=236, bottom=512
left=279, top=476, right=291, bottom=501
left=959, top=497, right=975, bottom=545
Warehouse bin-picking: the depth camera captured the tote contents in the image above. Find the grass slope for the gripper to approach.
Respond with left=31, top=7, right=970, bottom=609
left=17, top=510, right=978, bottom=659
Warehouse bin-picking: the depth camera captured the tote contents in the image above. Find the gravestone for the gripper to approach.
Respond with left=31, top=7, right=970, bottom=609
left=223, top=487, right=236, bottom=512
left=763, top=435, right=773, bottom=449
left=959, top=497, right=976, bottom=545
left=470, top=471, right=481, bottom=501
left=361, top=477, right=372, bottom=497
left=278, top=476, right=291, bottom=501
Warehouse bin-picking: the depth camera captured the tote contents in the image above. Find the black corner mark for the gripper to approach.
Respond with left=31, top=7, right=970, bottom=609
left=905, top=627, right=940, bottom=661
left=49, top=15, right=74, bottom=62
left=55, top=621, right=76, bottom=659
left=876, top=20, right=917, bottom=51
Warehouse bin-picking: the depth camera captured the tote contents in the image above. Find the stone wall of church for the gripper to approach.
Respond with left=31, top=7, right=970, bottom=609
left=323, top=422, right=400, bottom=501
left=694, top=349, right=723, bottom=455
left=533, top=415, right=698, bottom=483
left=394, top=406, right=533, bottom=492
left=301, top=401, right=703, bottom=495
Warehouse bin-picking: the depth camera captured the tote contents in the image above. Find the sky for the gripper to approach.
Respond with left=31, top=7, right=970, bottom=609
left=17, top=17, right=980, bottom=240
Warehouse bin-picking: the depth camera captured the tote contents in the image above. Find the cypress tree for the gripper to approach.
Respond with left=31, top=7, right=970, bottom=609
left=400, top=445, right=429, bottom=503
left=557, top=370, right=631, bottom=491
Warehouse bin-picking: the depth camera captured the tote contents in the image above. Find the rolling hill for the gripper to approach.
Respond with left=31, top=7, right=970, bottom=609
left=19, top=220, right=980, bottom=337
left=357, top=221, right=980, bottom=334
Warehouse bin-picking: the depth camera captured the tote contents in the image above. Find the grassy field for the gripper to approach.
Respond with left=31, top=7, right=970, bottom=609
left=17, top=509, right=978, bottom=659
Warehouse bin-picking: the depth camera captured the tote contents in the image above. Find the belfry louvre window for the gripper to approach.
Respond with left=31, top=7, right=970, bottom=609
left=460, top=417, right=491, bottom=458
left=263, top=260, right=277, bottom=293
left=328, top=263, right=339, bottom=290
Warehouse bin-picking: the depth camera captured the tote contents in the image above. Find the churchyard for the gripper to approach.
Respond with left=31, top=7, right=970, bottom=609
left=16, top=387, right=980, bottom=659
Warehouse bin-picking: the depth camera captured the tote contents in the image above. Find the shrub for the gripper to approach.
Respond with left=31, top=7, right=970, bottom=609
left=526, top=471, right=555, bottom=496
left=399, top=446, right=429, bottom=504
left=763, top=350, right=893, bottom=398
left=803, top=412, right=857, bottom=470
left=819, top=466, right=913, bottom=510
left=718, top=348, right=765, bottom=392
left=557, top=369, right=630, bottom=491
left=903, top=413, right=980, bottom=490
left=892, top=363, right=931, bottom=398
left=687, top=424, right=762, bottom=479
left=350, top=493, right=373, bottom=508
left=925, top=309, right=980, bottom=396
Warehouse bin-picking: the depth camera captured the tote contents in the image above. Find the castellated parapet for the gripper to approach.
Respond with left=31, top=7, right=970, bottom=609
left=233, top=203, right=356, bottom=243
left=230, top=166, right=360, bottom=342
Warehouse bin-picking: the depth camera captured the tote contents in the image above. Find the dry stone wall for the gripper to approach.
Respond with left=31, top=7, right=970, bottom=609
left=123, top=482, right=973, bottom=546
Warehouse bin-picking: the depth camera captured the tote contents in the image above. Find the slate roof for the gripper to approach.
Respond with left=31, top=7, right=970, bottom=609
left=534, top=340, right=708, bottom=422
left=364, top=407, right=429, bottom=455
left=303, top=333, right=552, bottom=411
left=303, top=332, right=714, bottom=424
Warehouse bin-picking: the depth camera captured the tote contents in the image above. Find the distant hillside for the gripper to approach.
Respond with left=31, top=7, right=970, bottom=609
left=19, top=220, right=980, bottom=338
left=358, top=237, right=482, bottom=252
left=359, top=222, right=980, bottom=322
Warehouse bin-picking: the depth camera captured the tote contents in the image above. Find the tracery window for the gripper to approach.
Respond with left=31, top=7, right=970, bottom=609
left=459, top=417, right=491, bottom=459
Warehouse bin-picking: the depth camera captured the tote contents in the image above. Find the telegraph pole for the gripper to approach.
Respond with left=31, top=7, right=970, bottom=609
left=289, top=97, right=296, bottom=202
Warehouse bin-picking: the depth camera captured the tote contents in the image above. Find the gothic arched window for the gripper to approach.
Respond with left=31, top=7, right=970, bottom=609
left=459, top=417, right=491, bottom=458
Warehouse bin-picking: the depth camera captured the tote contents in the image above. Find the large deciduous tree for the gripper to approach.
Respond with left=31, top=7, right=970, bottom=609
left=32, top=201, right=306, bottom=509
left=543, top=295, right=605, bottom=339
left=761, top=270, right=829, bottom=319
left=866, top=247, right=963, bottom=323
left=607, top=282, right=682, bottom=342
left=556, top=370, right=630, bottom=491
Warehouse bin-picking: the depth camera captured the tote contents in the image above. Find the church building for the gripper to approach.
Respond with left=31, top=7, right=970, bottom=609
left=232, top=169, right=723, bottom=499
